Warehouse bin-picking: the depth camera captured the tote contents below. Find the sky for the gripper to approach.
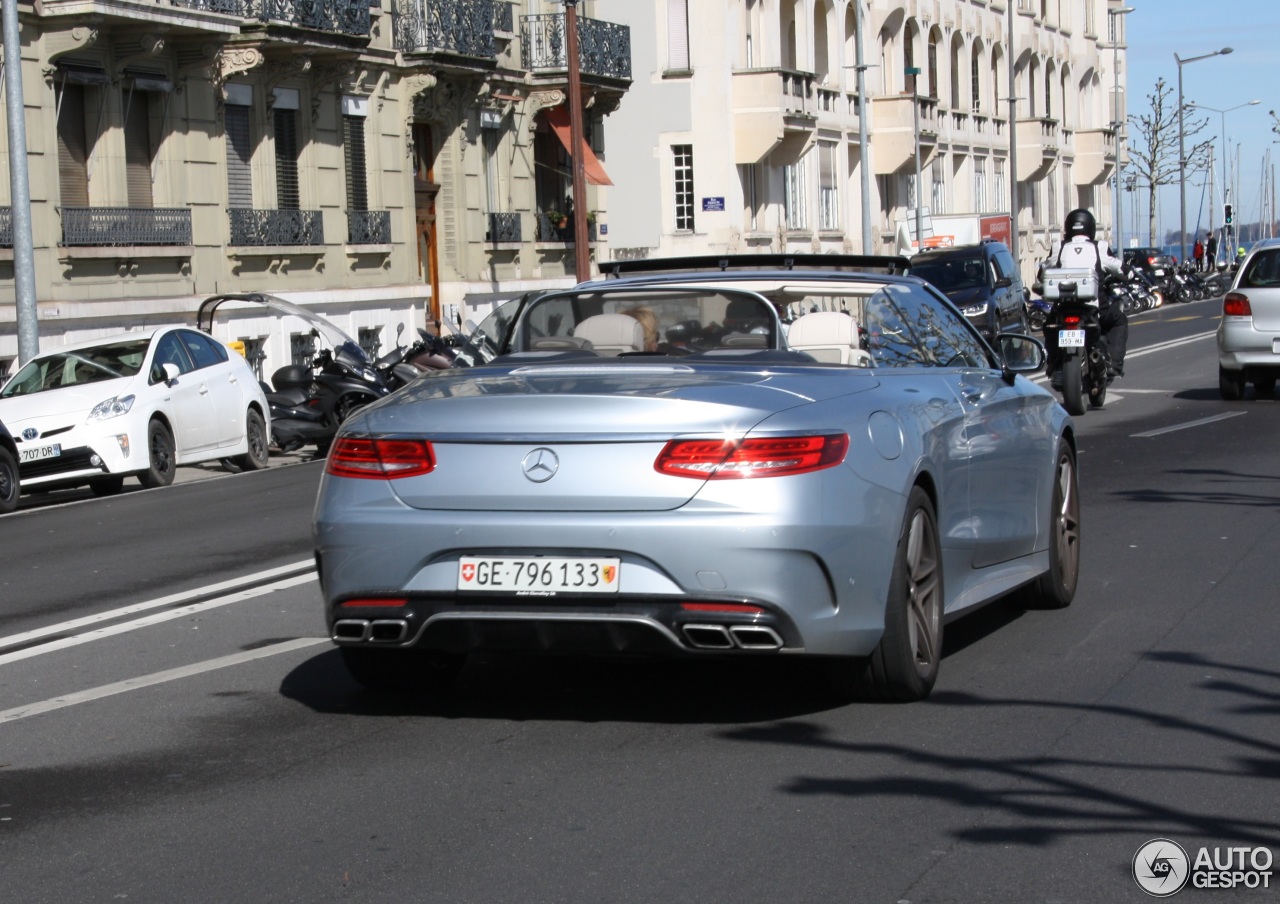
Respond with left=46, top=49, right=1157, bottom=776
left=1123, top=0, right=1280, bottom=244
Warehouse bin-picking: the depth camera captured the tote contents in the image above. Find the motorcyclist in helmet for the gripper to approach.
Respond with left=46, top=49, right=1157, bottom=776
left=1043, top=207, right=1127, bottom=383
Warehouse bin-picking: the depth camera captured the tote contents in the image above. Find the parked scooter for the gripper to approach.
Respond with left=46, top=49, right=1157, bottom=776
left=374, top=323, right=458, bottom=390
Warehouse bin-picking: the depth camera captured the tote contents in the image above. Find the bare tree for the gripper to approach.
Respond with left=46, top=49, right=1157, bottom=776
left=1126, top=77, right=1213, bottom=245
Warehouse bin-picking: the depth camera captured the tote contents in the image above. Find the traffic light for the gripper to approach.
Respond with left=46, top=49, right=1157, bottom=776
left=1225, top=204, right=1234, bottom=225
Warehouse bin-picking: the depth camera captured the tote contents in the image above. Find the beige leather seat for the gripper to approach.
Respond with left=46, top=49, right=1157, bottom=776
left=573, top=313, right=645, bottom=355
left=786, top=311, right=870, bottom=366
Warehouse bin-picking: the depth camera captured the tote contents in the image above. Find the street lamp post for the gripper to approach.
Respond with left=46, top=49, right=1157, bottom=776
left=563, top=0, right=589, bottom=282
left=1186, top=99, right=1260, bottom=263
left=1176, top=47, right=1232, bottom=263
left=1109, top=6, right=1135, bottom=253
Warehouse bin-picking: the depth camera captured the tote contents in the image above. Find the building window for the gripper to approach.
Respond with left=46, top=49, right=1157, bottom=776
left=358, top=327, right=382, bottom=359
left=819, top=142, right=839, bottom=231
left=994, top=158, right=1006, bottom=213
left=290, top=332, right=315, bottom=367
left=785, top=155, right=808, bottom=231
left=123, top=87, right=157, bottom=208
left=739, top=163, right=762, bottom=232
left=667, top=0, right=690, bottom=71
left=971, top=50, right=981, bottom=112
left=927, top=32, right=939, bottom=99
left=931, top=160, right=946, bottom=216
left=273, top=94, right=301, bottom=210
left=56, top=80, right=99, bottom=207
left=239, top=336, right=266, bottom=381
left=224, top=85, right=254, bottom=209
left=342, top=96, right=369, bottom=213
left=1047, top=166, right=1058, bottom=226
left=673, top=144, right=695, bottom=232
left=974, top=156, right=988, bottom=212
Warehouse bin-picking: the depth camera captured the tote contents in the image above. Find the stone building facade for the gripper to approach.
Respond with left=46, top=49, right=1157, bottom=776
left=0, top=0, right=631, bottom=375
left=604, top=0, right=1129, bottom=289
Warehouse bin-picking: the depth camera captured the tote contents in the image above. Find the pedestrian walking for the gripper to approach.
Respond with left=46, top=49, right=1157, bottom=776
left=1206, top=234, right=1219, bottom=271
left=1193, top=237, right=1205, bottom=272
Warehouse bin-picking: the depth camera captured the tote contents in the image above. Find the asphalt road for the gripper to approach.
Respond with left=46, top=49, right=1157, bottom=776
left=2, top=299, right=1277, bottom=903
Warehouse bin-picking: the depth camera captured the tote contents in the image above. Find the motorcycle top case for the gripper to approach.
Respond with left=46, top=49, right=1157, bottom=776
left=272, top=364, right=313, bottom=391
left=1040, top=267, right=1099, bottom=302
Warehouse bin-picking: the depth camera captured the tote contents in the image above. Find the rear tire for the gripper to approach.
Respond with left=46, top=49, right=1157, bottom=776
left=138, top=420, right=176, bottom=489
left=0, top=446, right=19, bottom=514
left=1088, top=366, right=1107, bottom=409
left=825, top=487, right=944, bottom=702
left=340, top=646, right=466, bottom=695
left=234, top=409, right=270, bottom=471
left=1020, top=441, right=1080, bottom=609
left=1219, top=366, right=1246, bottom=401
left=1062, top=355, right=1086, bottom=415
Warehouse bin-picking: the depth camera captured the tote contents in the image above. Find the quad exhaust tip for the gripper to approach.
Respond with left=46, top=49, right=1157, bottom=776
left=333, top=619, right=409, bottom=643
left=682, top=623, right=783, bottom=651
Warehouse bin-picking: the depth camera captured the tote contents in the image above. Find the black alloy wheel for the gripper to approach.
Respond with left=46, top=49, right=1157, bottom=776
left=0, top=446, right=18, bottom=514
left=825, top=486, right=944, bottom=703
left=235, top=409, right=271, bottom=471
left=1021, top=440, right=1081, bottom=609
left=139, top=420, right=176, bottom=489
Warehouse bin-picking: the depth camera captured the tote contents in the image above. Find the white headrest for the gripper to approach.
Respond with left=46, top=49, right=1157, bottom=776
left=574, top=313, right=645, bottom=355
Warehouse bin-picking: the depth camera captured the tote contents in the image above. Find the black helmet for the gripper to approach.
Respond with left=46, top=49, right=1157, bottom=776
left=1064, top=208, right=1096, bottom=241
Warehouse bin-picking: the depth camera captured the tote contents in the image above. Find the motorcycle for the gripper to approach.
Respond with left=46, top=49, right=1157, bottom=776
left=197, top=292, right=394, bottom=455
left=374, top=323, right=458, bottom=390
left=1025, top=295, right=1053, bottom=333
left=1041, top=270, right=1113, bottom=416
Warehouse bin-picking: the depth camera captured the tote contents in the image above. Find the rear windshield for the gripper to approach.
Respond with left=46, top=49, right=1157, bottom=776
left=1239, top=250, right=1280, bottom=288
left=0, top=337, right=150, bottom=397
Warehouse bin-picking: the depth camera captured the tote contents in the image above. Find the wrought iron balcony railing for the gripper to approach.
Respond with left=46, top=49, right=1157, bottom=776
left=536, top=213, right=596, bottom=243
left=257, top=0, right=371, bottom=37
left=521, top=13, right=631, bottom=80
left=347, top=210, right=391, bottom=245
left=229, top=209, right=324, bottom=246
left=493, top=0, right=512, bottom=33
left=0, top=207, right=11, bottom=248
left=393, top=0, right=496, bottom=57
left=59, top=207, right=193, bottom=246
left=486, top=212, right=521, bottom=243
left=173, top=0, right=254, bottom=14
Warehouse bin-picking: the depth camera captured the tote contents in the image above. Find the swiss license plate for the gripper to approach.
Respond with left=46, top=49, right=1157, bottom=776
left=457, top=556, right=621, bottom=594
left=19, top=443, right=61, bottom=463
left=1059, top=329, right=1086, bottom=349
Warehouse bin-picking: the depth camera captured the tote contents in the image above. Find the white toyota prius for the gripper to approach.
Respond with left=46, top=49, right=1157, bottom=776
left=0, top=326, right=271, bottom=498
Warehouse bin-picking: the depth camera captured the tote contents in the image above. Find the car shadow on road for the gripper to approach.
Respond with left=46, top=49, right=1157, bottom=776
left=280, top=600, right=1028, bottom=724
left=714, top=650, right=1280, bottom=848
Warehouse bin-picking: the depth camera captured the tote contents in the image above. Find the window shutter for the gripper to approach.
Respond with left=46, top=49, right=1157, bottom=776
left=274, top=108, right=300, bottom=210
left=124, top=91, right=154, bottom=208
left=57, top=84, right=90, bottom=207
left=342, top=114, right=368, bottom=212
left=225, top=104, right=253, bottom=209
left=667, top=0, right=689, bottom=71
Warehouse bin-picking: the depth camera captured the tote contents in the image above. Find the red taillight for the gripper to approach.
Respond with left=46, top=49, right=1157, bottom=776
left=655, top=434, right=849, bottom=479
left=326, top=437, right=435, bottom=479
left=1063, top=315, right=1082, bottom=327
left=339, top=598, right=408, bottom=608
left=1223, top=293, right=1253, bottom=317
left=681, top=602, right=765, bottom=614
left=1147, top=256, right=1157, bottom=265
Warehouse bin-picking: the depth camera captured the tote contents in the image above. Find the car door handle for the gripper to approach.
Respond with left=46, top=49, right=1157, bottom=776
left=199, top=386, right=210, bottom=395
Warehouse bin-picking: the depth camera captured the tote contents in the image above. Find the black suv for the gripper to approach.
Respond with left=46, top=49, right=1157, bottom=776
left=908, top=240, right=1029, bottom=340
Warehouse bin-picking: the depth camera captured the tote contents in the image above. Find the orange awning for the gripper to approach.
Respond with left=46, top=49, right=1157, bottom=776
left=545, top=106, right=613, bottom=186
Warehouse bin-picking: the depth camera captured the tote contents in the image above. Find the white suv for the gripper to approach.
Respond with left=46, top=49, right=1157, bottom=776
left=1219, top=238, right=1280, bottom=399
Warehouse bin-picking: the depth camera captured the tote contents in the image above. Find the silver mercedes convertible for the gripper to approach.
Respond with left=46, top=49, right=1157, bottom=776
left=312, top=255, right=1079, bottom=702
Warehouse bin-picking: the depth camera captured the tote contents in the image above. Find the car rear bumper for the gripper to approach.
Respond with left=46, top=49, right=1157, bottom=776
left=1218, top=321, right=1280, bottom=370
left=314, top=480, right=904, bottom=659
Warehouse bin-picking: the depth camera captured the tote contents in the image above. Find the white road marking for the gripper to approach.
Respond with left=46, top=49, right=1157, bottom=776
left=0, top=637, right=329, bottom=725
left=0, top=559, right=315, bottom=652
left=1125, top=330, right=1216, bottom=358
left=0, top=572, right=317, bottom=666
left=1131, top=411, right=1247, bottom=438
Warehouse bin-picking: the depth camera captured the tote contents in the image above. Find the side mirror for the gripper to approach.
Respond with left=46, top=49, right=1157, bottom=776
left=396, top=322, right=405, bottom=339
left=997, top=333, right=1046, bottom=383
left=151, top=362, right=181, bottom=385
left=994, top=276, right=1014, bottom=289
